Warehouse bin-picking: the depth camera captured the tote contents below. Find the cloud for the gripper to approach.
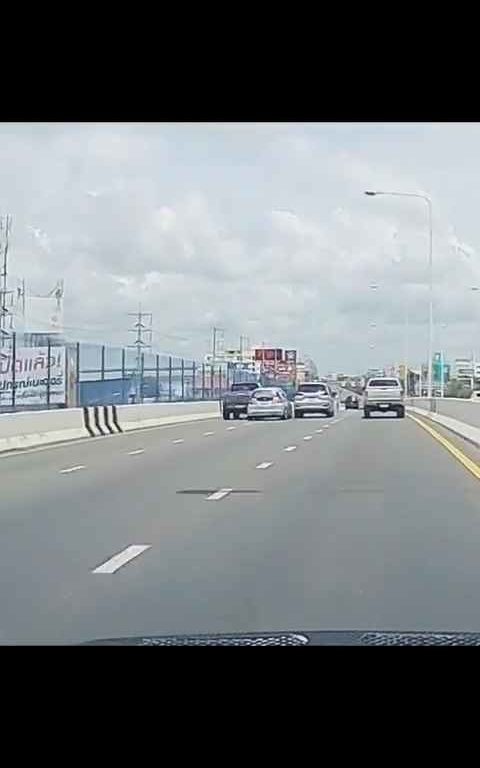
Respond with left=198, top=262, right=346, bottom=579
left=1, top=123, right=480, bottom=371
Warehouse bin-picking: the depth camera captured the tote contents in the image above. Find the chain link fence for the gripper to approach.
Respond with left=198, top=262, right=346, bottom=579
left=0, top=334, right=258, bottom=412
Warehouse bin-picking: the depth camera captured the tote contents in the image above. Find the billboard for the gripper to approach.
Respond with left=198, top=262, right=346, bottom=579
left=285, top=349, right=297, bottom=364
left=0, top=347, right=66, bottom=406
left=254, top=348, right=282, bottom=362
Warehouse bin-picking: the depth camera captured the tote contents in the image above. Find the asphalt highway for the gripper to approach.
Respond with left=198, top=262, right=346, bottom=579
left=2, top=407, right=480, bottom=643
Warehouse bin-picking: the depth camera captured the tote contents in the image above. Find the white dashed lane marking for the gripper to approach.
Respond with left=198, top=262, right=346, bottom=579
left=315, top=429, right=323, bottom=433
left=172, top=439, right=184, bottom=444
left=256, top=462, right=273, bottom=470
left=284, top=446, right=297, bottom=452
left=59, top=465, right=86, bottom=474
left=128, top=449, right=144, bottom=456
left=203, top=431, right=215, bottom=437
left=226, top=426, right=236, bottom=431
left=303, top=435, right=313, bottom=441
left=92, top=545, right=151, bottom=574
left=206, top=488, right=233, bottom=501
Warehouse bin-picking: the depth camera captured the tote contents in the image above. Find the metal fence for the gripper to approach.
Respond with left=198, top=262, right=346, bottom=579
left=0, top=334, right=258, bottom=412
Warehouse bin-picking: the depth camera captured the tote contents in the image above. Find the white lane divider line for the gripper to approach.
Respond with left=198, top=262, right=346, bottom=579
left=206, top=488, right=233, bottom=501
left=284, top=446, right=297, bottom=452
left=128, top=449, right=144, bottom=456
left=60, top=465, right=86, bottom=474
left=92, top=544, right=151, bottom=575
left=315, top=429, right=323, bottom=433
left=303, top=435, right=313, bottom=441
left=203, top=431, right=215, bottom=436
left=256, top=461, right=273, bottom=470
left=172, top=439, right=184, bottom=444
left=226, top=426, right=236, bottom=431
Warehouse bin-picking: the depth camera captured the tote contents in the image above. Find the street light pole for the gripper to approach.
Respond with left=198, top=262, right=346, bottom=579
left=404, top=293, right=409, bottom=396
left=470, top=287, right=480, bottom=392
left=365, top=190, right=434, bottom=398
left=439, top=323, right=447, bottom=398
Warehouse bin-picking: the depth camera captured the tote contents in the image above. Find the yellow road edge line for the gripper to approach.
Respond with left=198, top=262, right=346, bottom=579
left=408, top=413, right=480, bottom=481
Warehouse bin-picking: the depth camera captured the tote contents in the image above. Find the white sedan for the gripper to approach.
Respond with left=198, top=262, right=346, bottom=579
left=247, top=387, right=292, bottom=420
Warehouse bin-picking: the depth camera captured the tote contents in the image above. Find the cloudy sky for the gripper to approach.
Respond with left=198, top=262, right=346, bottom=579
left=1, top=121, right=480, bottom=373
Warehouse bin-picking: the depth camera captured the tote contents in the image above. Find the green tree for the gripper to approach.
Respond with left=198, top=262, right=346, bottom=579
left=445, top=380, right=472, bottom=398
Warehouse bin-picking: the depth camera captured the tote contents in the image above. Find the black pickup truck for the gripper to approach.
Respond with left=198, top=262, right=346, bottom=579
left=221, top=382, right=259, bottom=420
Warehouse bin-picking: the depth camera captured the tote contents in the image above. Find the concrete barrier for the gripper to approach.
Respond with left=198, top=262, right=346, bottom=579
left=0, top=408, right=89, bottom=452
left=407, top=397, right=480, bottom=448
left=407, top=397, right=480, bottom=428
left=116, top=401, right=221, bottom=432
left=0, top=401, right=221, bottom=453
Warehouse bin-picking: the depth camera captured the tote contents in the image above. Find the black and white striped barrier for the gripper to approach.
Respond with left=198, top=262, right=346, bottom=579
left=82, top=406, right=123, bottom=437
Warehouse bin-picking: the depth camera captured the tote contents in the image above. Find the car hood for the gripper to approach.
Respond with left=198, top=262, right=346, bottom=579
left=82, top=630, right=480, bottom=645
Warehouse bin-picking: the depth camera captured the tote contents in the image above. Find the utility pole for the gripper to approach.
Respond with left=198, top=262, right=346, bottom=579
left=239, top=334, right=249, bottom=359
left=0, top=215, right=13, bottom=348
left=128, top=306, right=152, bottom=403
left=212, top=327, right=217, bottom=363
left=211, top=327, right=224, bottom=363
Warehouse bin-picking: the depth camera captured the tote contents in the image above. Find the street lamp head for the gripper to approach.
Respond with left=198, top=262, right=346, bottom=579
left=364, top=191, right=377, bottom=196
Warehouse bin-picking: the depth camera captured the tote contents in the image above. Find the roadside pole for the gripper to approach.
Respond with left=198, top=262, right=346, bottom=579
left=440, top=349, right=445, bottom=398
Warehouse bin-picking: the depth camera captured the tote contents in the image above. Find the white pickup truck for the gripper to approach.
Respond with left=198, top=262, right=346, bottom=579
left=363, top=377, right=405, bottom=419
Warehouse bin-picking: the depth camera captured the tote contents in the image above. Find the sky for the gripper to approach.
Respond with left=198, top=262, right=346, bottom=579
left=1, top=121, right=480, bottom=374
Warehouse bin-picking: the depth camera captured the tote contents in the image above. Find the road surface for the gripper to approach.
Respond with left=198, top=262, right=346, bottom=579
left=2, top=407, right=480, bottom=643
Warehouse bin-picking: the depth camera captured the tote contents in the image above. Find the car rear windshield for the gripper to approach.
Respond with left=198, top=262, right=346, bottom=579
left=367, top=379, right=400, bottom=388
left=298, top=384, right=328, bottom=394
left=252, top=389, right=275, bottom=398
left=231, top=383, right=259, bottom=392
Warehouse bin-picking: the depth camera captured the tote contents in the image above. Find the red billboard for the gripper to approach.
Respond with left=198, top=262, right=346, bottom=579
left=254, top=348, right=283, bottom=362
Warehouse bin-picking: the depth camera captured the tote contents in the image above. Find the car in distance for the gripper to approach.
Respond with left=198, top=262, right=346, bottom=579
left=221, top=381, right=260, bottom=420
left=363, top=377, right=405, bottom=418
left=345, top=393, right=360, bottom=409
left=247, top=387, right=292, bottom=421
left=294, top=382, right=336, bottom=418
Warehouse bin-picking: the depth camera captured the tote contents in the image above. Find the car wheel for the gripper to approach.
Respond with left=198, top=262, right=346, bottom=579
left=397, top=407, right=405, bottom=418
left=222, top=409, right=230, bottom=420
left=295, top=411, right=303, bottom=418
left=233, top=412, right=240, bottom=420
left=327, top=409, right=334, bottom=418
